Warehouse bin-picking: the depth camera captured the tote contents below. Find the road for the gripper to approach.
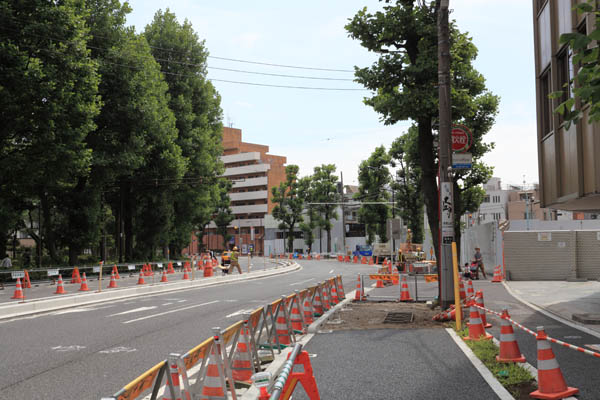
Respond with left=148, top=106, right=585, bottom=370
left=0, top=259, right=373, bottom=400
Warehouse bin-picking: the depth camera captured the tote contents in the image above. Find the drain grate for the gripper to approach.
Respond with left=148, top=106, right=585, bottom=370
left=383, top=312, right=414, bottom=324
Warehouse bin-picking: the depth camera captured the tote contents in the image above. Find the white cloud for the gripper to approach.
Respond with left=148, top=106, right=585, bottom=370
left=233, top=32, right=262, bottom=50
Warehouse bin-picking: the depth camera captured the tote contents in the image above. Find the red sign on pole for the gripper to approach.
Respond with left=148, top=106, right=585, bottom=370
left=451, top=124, right=472, bottom=153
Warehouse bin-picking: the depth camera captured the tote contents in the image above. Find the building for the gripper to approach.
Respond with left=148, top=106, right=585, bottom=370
left=533, top=0, right=600, bottom=211
left=201, top=127, right=287, bottom=255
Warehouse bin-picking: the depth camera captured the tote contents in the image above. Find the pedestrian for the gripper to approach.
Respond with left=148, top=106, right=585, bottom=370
left=230, top=246, right=242, bottom=275
left=0, top=254, right=12, bottom=290
left=473, top=247, right=487, bottom=279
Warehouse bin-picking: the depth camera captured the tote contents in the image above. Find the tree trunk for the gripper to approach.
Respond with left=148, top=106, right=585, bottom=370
left=287, top=228, right=294, bottom=253
left=326, top=227, right=332, bottom=253
left=41, top=193, right=59, bottom=263
left=124, top=186, right=134, bottom=261
left=68, top=245, right=79, bottom=266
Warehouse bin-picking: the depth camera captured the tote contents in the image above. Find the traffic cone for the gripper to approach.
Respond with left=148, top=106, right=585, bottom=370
left=112, top=265, right=120, bottom=279
left=399, top=275, right=414, bottom=302
left=232, top=327, right=254, bottom=383
left=160, top=269, right=168, bottom=283
left=11, top=278, right=24, bottom=299
left=330, top=282, right=339, bottom=305
left=182, top=269, right=190, bottom=280
left=70, top=267, right=81, bottom=284
left=391, top=273, right=399, bottom=286
left=375, top=274, right=385, bottom=288
left=274, top=314, right=291, bottom=346
left=201, top=346, right=226, bottom=399
left=164, top=356, right=187, bottom=400
left=496, top=308, right=525, bottom=363
left=78, top=273, right=90, bottom=291
left=530, top=326, right=579, bottom=400
left=492, top=265, right=503, bottom=282
left=321, top=284, right=330, bottom=310
left=463, top=306, right=492, bottom=341
left=466, top=279, right=475, bottom=297
left=337, top=276, right=345, bottom=298
left=354, top=275, right=364, bottom=301
left=303, top=297, right=314, bottom=325
left=313, top=290, right=324, bottom=316
left=459, top=279, right=466, bottom=300
left=167, top=262, right=175, bottom=274
left=475, top=290, right=491, bottom=328
left=55, top=274, right=67, bottom=294
left=107, top=271, right=118, bottom=289
left=137, top=271, right=145, bottom=285
left=23, top=270, right=32, bottom=289
left=290, top=300, right=304, bottom=333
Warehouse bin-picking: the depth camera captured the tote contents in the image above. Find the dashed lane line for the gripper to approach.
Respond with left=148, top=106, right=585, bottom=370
left=107, top=306, right=158, bottom=317
left=122, top=300, right=219, bottom=324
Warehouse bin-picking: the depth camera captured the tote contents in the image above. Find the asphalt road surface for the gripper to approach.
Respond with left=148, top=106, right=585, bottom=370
left=0, top=259, right=373, bottom=400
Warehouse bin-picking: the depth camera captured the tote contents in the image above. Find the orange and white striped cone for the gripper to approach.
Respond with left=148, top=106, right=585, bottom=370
left=167, top=262, right=175, bottom=274
left=475, top=290, right=491, bottom=328
left=330, top=283, right=339, bottom=304
left=107, top=271, right=118, bottom=289
left=321, top=284, right=330, bottom=310
left=11, top=278, right=24, bottom=299
left=201, top=345, right=226, bottom=400
left=232, top=327, right=254, bottom=383
left=137, top=272, right=145, bottom=285
left=290, top=300, right=304, bottom=333
left=112, top=265, right=120, bottom=279
left=459, top=279, right=466, bottom=300
left=375, top=274, right=385, bottom=288
left=491, top=265, right=503, bottom=282
left=354, top=275, right=364, bottom=301
left=399, top=275, right=413, bottom=302
left=164, top=355, right=189, bottom=400
left=23, top=270, right=32, bottom=289
left=54, top=274, right=67, bottom=294
left=466, top=279, right=474, bottom=298
left=182, top=269, right=189, bottom=280
left=274, top=314, right=291, bottom=347
left=496, top=308, right=525, bottom=363
left=337, top=276, right=345, bottom=298
left=78, top=273, right=90, bottom=291
left=70, top=267, right=81, bottom=284
left=160, top=269, right=168, bottom=283
left=303, top=298, right=314, bottom=325
left=463, top=306, right=492, bottom=341
left=530, top=326, right=579, bottom=400
left=391, top=273, right=399, bottom=285
left=313, top=291, right=323, bottom=316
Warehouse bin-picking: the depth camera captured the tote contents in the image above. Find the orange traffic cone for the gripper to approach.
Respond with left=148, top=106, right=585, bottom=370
left=321, top=284, right=330, bottom=310
left=182, top=269, right=189, bottom=280
left=463, top=306, right=492, bottom=341
left=11, top=278, right=24, bottom=299
left=201, top=346, right=227, bottom=399
left=399, top=275, right=413, bottom=302
left=55, top=274, right=67, bottom=294
left=496, top=308, right=525, bottom=363
left=354, top=275, right=365, bottom=301
left=530, top=326, right=579, bottom=400
left=475, top=290, right=491, bottom=328
left=459, top=279, right=466, bottom=300
left=313, top=290, right=324, bottom=316
left=70, top=267, right=81, bottom=284
left=303, top=297, right=314, bottom=325
left=78, top=273, right=90, bottom=291
left=232, top=327, right=254, bottom=382
left=466, top=279, right=474, bottom=297
left=290, top=300, right=304, bottom=333
left=164, top=355, right=187, bottom=400
left=274, top=314, right=291, bottom=347
left=160, top=269, right=168, bottom=283
left=167, top=262, right=175, bottom=274
left=391, top=273, right=399, bottom=285
left=330, top=282, right=339, bottom=304
left=107, top=271, right=118, bottom=289
left=112, top=265, right=120, bottom=279
left=492, top=265, right=503, bottom=282
left=375, top=274, right=385, bottom=288
left=137, top=272, right=145, bottom=285
left=23, top=269, right=32, bottom=289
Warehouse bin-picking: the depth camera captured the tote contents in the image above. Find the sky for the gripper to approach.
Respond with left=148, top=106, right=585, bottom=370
left=125, top=0, right=536, bottom=188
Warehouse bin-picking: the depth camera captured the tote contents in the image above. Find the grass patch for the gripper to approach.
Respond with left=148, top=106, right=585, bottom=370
left=450, top=322, right=536, bottom=399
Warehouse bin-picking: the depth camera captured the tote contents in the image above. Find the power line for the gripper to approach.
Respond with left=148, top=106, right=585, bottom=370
left=207, top=55, right=355, bottom=73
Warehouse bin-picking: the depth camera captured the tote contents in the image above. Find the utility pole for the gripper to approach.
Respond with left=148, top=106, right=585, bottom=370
left=438, top=0, right=455, bottom=309
left=340, top=171, right=346, bottom=255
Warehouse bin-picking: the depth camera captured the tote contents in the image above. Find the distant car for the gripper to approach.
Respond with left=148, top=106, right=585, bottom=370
left=353, top=245, right=373, bottom=257
left=221, top=250, right=232, bottom=265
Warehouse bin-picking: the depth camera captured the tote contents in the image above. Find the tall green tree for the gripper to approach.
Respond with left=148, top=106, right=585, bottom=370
left=311, top=164, right=339, bottom=253
left=271, top=165, right=304, bottom=253
left=0, top=0, right=101, bottom=263
left=346, top=1, right=498, bottom=263
left=213, top=179, right=234, bottom=248
left=356, top=146, right=391, bottom=245
left=145, top=9, right=224, bottom=259
left=298, top=176, right=317, bottom=253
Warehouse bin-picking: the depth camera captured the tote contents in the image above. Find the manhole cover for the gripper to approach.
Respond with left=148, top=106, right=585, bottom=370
left=383, top=312, right=414, bottom=324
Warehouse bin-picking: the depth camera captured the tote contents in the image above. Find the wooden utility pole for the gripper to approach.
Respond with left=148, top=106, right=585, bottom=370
left=438, top=0, right=455, bottom=309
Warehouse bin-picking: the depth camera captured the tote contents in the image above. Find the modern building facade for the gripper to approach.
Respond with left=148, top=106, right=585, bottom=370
left=533, top=0, right=600, bottom=211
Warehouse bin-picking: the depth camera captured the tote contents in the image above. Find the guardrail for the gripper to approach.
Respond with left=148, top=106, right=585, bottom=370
left=103, top=272, right=344, bottom=400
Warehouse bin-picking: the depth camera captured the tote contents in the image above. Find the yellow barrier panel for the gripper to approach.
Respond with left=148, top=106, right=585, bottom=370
left=222, top=320, right=244, bottom=344
left=368, top=274, right=395, bottom=281
left=117, top=360, right=166, bottom=400
left=249, top=307, right=263, bottom=329
left=183, top=337, right=213, bottom=371
left=452, top=242, right=462, bottom=331
left=424, top=274, right=438, bottom=283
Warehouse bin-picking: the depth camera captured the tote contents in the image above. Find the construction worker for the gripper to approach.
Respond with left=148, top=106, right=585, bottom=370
left=473, top=247, right=487, bottom=279
left=230, top=246, right=242, bottom=274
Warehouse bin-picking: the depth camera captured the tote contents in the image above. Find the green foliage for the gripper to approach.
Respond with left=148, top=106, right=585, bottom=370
left=298, top=176, right=317, bottom=252
left=554, top=1, right=600, bottom=127
left=271, top=165, right=304, bottom=253
left=311, top=164, right=339, bottom=253
left=356, top=146, right=391, bottom=245
left=214, top=179, right=234, bottom=248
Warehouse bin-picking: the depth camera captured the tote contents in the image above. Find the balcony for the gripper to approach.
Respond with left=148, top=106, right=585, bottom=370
left=223, top=163, right=270, bottom=177
left=229, top=190, right=268, bottom=202
left=231, top=204, right=268, bottom=215
left=221, top=152, right=260, bottom=165
left=232, top=176, right=268, bottom=188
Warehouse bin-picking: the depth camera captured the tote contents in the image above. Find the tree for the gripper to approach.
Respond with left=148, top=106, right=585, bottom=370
left=213, top=179, right=234, bottom=248
left=0, top=0, right=101, bottom=263
left=271, top=165, right=304, bottom=253
left=311, top=164, right=339, bottom=253
left=356, top=146, right=391, bottom=245
left=298, top=176, right=317, bottom=253
left=346, top=1, right=499, bottom=263
left=145, top=9, right=224, bottom=259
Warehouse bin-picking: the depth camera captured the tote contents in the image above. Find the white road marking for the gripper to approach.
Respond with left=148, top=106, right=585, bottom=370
left=226, top=309, right=254, bottom=318
left=99, top=346, right=137, bottom=354
left=123, top=300, right=219, bottom=324
left=52, top=345, right=86, bottom=352
left=177, top=300, right=186, bottom=303
left=51, top=305, right=113, bottom=315
left=162, top=303, right=173, bottom=306
left=290, top=278, right=315, bottom=286
left=107, top=306, right=157, bottom=317
left=329, top=269, right=334, bottom=274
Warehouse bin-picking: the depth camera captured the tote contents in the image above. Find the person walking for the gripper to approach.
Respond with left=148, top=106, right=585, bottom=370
left=0, top=254, right=12, bottom=290
left=473, top=247, right=487, bottom=279
left=230, top=246, right=242, bottom=275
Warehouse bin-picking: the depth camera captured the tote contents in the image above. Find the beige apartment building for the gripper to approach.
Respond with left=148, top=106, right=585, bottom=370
left=533, top=0, right=600, bottom=211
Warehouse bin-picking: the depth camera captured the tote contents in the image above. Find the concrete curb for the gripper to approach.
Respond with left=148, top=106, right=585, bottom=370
left=0, top=262, right=301, bottom=320
left=502, top=281, right=600, bottom=340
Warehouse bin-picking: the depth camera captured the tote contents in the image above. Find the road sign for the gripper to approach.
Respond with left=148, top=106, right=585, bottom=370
left=452, top=152, right=472, bottom=169
left=451, top=124, right=472, bottom=153
left=93, top=266, right=101, bottom=273
left=47, top=269, right=59, bottom=276
left=127, top=265, right=136, bottom=270
left=441, top=182, right=454, bottom=243
left=11, top=270, right=25, bottom=279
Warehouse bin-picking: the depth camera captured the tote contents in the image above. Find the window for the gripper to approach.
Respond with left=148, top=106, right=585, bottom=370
left=483, top=195, right=490, bottom=203
left=540, top=70, right=552, bottom=136
left=557, top=49, right=573, bottom=124
left=492, top=195, right=500, bottom=203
